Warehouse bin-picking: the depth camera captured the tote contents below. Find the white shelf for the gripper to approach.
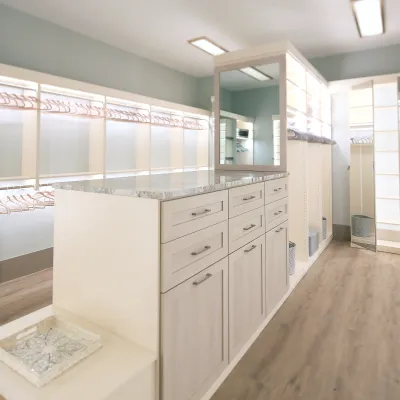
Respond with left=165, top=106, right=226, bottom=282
left=377, top=240, right=400, bottom=254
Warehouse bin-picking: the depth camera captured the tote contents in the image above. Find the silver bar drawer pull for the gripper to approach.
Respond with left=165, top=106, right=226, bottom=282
left=274, top=187, right=283, bottom=192
left=275, top=227, right=284, bottom=233
left=274, top=210, right=283, bottom=216
left=243, top=223, right=256, bottom=231
left=193, top=273, right=212, bottom=286
left=244, top=245, right=257, bottom=253
left=192, top=208, right=211, bottom=216
left=242, top=195, right=256, bottom=201
left=191, top=245, right=211, bottom=256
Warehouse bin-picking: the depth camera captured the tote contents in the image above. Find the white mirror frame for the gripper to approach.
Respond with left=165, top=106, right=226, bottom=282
left=214, top=54, right=287, bottom=172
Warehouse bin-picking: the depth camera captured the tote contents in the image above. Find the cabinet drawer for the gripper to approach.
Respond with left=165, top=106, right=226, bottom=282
left=161, top=221, right=228, bottom=292
left=265, top=178, right=288, bottom=204
left=161, top=258, right=228, bottom=400
left=229, top=206, right=265, bottom=253
left=266, top=197, right=288, bottom=231
left=229, top=235, right=266, bottom=359
left=161, top=190, right=228, bottom=243
left=229, top=182, right=264, bottom=218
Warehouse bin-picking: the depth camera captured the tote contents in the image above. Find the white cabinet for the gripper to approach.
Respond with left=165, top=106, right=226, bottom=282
left=266, top=221, right=289, bottom=315
left=228, top=235, right=266, bottom=359
left=161, top=258, right=229, bottom=400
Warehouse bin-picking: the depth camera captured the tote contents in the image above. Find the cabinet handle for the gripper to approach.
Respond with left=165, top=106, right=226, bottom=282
left=275, top=227, right=284, bottom=233
left=274, top=187, right=283, bottom=192
left=191, top=245, right=211, bottom=256
left=244, top=244, right=257, bottom=253
left=243, top=223, right=256, bottom=231
left=192, top=208, right=211, bottom=216
left=193, top=273, right=212, bottom=286
left=242, top=195, right=256, bottom=201
left=273, top=210, right=283, bottom=216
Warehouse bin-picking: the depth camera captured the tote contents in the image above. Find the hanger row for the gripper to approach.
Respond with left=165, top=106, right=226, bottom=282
left=0, top=92, right=208, bottom=129
left=0, top=186, right=55, bottom=215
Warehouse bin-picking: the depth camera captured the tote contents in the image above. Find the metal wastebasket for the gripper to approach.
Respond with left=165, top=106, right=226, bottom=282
left=322, top=217, right=327, bottom=240
left=289, top=242, right=296, bottom=275
left=352, top=215, right=374, bottom=238
left=309, top=229, right=319, bottom=257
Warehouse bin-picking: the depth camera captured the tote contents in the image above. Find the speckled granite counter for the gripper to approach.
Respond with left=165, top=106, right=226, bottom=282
left=54, top=170, right=288, bottom=201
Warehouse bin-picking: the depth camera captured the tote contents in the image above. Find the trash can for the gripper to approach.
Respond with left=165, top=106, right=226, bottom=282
left=352, top=215, right=374, bottom=238
left=322, top=217, right=327, bottom=240
left=289, top=242, right=296, bottom=275
left=309, top=229, right=319, bottom=257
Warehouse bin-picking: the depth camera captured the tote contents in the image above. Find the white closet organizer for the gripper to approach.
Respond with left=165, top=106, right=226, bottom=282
left=373, top=78, right=400, bottom=252
left=0, top=64, right=211, bottom=189
left=213, top=41, right=333, bottom=314
left=286, top=51, right=333, bottom=287
left=272, top=115, right=280, bottom=166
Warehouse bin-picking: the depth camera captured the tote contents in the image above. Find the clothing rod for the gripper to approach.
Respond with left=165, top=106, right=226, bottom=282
left=0, top=183, right=54, bottom=191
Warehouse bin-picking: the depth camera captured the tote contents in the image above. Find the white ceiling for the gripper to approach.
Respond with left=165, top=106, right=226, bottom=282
left=2, top=0, right=400, bottom=77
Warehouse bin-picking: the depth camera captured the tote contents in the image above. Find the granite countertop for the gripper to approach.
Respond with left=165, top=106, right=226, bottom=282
left=54, top=170, right=288, bottom=201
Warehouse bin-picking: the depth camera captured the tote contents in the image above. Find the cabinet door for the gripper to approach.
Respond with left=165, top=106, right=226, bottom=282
left=229, top=235, right=266, bottom=360
left=161, top=258, right=228, bottom=400
left=266, top=220, right=289, bottom=315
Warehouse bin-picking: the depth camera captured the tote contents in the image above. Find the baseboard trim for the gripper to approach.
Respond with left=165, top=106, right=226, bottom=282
left=0, top=248, right=53, bottom=284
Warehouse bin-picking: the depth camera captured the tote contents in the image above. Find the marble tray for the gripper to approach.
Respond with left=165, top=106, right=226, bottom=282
left=0, top=316, right=102, bottom=388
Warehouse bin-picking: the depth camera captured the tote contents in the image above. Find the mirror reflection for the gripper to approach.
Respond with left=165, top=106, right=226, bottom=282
left=219, top=62, right=280, bottom=166
left=349, top=81, right=376, bottom=251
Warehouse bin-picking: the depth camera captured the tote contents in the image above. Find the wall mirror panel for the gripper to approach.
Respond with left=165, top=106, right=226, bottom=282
left=349, top=81, right=376, bottom=251
left=216, top=62, right=281, bottom=168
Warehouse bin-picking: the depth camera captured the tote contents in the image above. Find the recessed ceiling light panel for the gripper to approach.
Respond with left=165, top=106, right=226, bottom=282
left=188, top=37, right=227, bottom=56
left=240, top=67, right=271, bottom=82
left=352, top=0, right=384, bottom=38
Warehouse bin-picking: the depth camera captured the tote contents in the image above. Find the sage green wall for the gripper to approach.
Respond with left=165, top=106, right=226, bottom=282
left=230, top=85, right=279, bottom=165
left=310, top=43, right=400, bottom=82
left=0, top=4, right=198, bottom=107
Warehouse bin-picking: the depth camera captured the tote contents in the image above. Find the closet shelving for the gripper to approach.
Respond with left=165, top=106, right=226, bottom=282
left=0, top=66, right=211, bottom=190
left=0, top=78, right=39, bottom=182
left=373, top=79, right=400, bottom=252
left=286, top=53, right=333, bottom=288
left=272, top=115, right=280, bottom=166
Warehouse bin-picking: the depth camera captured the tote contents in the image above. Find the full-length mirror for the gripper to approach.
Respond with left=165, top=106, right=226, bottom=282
left=349, top=81, right=376, bottom=251
left=217, top=62, right=280, bottom=167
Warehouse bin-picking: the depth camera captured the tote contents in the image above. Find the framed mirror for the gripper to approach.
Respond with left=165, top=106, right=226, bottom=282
left=214, top=57, right=286, bottom=171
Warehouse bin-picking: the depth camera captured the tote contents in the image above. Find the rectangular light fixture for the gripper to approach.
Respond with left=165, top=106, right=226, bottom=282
left=188, top=37, right=227, bottom=56
left=240, top=67, right=271, bottom=81
left=188, top=37, right=272, bottom=82
left=352, top=0, right=384, bottom=38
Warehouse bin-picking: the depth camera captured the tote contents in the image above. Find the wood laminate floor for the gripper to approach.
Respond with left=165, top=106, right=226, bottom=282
left=0, top=268, right=53, bottom=326
left=212, top=242, right=400, bottom=400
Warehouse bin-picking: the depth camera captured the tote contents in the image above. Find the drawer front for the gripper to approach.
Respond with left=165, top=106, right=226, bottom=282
left=229, top=206, right=265, bottom=253
left=266, top=197, right=288, bottom=232
left=229, top=183, right=265, bottom=218
left=265, top=178, right=288, bottom=204
left=161, top=221, right=228, bottom=292
left=161, top=190, right=228, bottom=243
